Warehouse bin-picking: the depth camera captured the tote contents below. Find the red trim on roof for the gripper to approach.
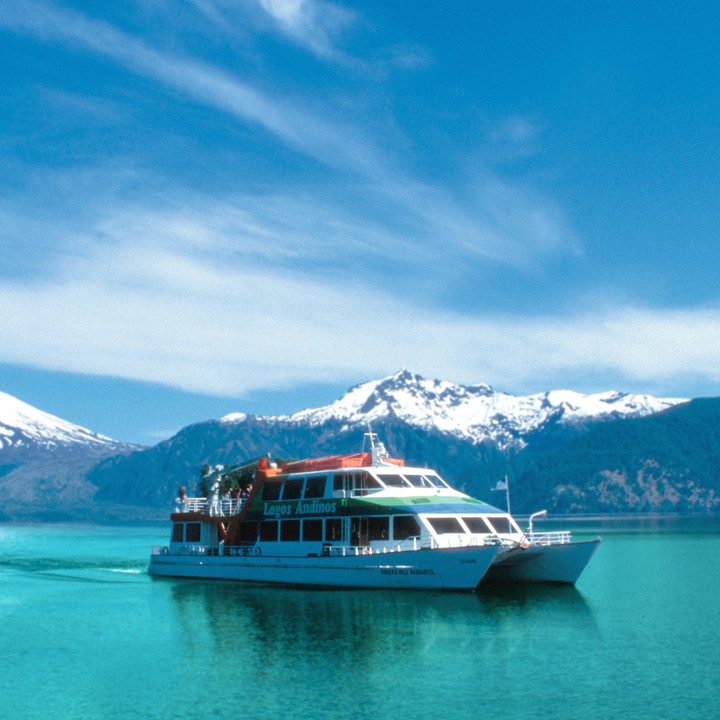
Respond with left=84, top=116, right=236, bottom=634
left=281, top=452, right=404, bottom=474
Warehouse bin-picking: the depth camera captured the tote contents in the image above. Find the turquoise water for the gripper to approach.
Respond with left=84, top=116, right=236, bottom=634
left=1, top=520, right=719, bottom=720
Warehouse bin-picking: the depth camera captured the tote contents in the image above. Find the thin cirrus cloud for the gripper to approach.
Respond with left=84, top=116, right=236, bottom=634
left=0, top=0, right=574, bottom=268
left=256, top=0, right=356, bottom=60
left=6, top=1, right=715, bottom=398
left=0, top=187, right=717, bottom=400
left=0, top=234, right=718, bottom=397
left=1, top=0, right=380, bottom=174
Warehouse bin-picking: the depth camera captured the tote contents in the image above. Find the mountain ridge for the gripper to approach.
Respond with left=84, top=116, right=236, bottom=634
left=0, top=390, right=142, bottom=521
left=221, top=369, right=686, bottom=451
left=0, top=371, right=704, bottom=521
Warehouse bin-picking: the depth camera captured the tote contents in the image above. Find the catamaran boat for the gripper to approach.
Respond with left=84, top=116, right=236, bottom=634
left=149, top=434, right=600, bottom=589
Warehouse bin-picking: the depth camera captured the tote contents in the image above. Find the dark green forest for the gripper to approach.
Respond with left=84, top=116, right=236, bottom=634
left=504, top=399, right=720, bottom=513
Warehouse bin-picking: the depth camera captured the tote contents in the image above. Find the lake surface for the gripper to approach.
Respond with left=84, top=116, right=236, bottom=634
left=1, top=519, right=718, bottom=720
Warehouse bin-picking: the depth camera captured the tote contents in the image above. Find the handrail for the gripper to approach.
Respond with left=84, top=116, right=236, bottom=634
left=525, top=531, right=572, bottom=546
left=176, top=497, right=246, bottom=515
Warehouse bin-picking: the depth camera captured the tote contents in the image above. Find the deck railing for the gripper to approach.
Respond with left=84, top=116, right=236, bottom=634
left=525, top=530, right=572, bottom=545
left=177, top=497, right=246, bottom=515
left=152, top=531, right=570, bottom=560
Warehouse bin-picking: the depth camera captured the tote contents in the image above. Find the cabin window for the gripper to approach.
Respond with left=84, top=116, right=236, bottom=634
left=171, top=524, right=184, bottom=543
left=424, top=473, right=449, bottom=488
left=238, top=521, right=258, bottom=543
left=378, top=474, right=410, bottom=488
left=393, top=515, right=421, bottom=540
left=463, top=516, right=489, bottom=533
left=403, top=473, right=437, bottom=488
left=303, top=518, right=323, bottom=541
left=334, top=473, right=381, bottom=492
left=427, top=517, right=465, bottom=535
left=282, top=478, right=304, bottom=500
left=486, top=516, right=514, bottom=534
left=260, top=520, right=278, bottom=541
left=350, top=517, right=362, bottom=546
left=185, top=522, right=202, bottom=542
left=360, top=473, right=382, bottom=489
left=367, top=516, right=390, bottom=541
left=304, top=476, right=327, bottom=498
left=325, top=517, right=344, bottom=542
left=281, top=519, right=300, bottom=541
left=261, top=480, right=282, bottom=501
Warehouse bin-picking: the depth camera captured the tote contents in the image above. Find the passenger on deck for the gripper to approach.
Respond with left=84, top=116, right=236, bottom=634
left=175, top=486, right=189, bottom=512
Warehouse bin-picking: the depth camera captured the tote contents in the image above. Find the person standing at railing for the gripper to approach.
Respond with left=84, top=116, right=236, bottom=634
left=175, top=486, right=189, bottom=512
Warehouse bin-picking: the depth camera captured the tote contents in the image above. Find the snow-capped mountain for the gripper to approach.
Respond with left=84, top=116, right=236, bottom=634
left=0, top=372, right=696, bottom=520
left=222, top=369, right=687, bottom=452
left=0, top=391, right=142, bottom=522
left=0, top=390, right=127, bottom=456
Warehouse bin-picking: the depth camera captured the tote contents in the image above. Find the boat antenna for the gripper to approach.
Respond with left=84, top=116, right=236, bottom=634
left=362, top=424, right=390, bottom=466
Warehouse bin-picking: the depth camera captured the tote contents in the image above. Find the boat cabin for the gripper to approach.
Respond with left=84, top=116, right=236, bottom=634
left=169, top=457, right=524, bottom=558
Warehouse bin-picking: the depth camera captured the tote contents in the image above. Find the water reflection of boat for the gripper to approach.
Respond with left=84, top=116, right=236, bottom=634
left=149, top=433, right=600, bottom=588
left=166, top=579, right=597, bottom=666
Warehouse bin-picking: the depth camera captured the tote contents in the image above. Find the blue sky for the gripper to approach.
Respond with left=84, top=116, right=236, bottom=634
left=2, top=0, right=720, bottom=445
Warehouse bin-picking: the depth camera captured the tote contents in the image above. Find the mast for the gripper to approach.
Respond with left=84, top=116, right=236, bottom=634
left=362, top=426, right=391, bottom=466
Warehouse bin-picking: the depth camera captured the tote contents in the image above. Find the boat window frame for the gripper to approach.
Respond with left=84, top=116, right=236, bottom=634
left=303, top=475, right=327, bottom=498
left=426, top=516, right=466, bottom=535
left=324, top=517, right=344, bottom=542
left=461, top=516, right=491, bottom=534
left=260, top=480, right=283, bottom=501
left=393, top=514, right=422, bottom=540
left=485, top=515, right=518, bottom=534
left=281, top=477, right=305, bottom=500
left=259, top=520, right=279, bottom=542
left=302, top=518, right=323, bottom=541
left=366, top=516, right=390, bottom=541
left=237, top=521, right=258, bottom=543
left=402, top=473, right=438, bottom=488
left=333, top=472, right=382, bottom=495
left=185, top=522, right=202, bottom=542
left=375, top=473, right=411, bottom=488
left=418, top=471, right=450, bottom=488
left=280, top=519, right=300, bottom=542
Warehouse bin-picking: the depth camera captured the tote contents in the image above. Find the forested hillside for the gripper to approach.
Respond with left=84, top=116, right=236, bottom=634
left=506, top=398, right=720, bottom=514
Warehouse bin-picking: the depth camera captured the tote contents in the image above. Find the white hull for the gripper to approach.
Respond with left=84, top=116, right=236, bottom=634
left=149, top=544, right=500, bottom=591
left=483, top=537, right=602, bottom=584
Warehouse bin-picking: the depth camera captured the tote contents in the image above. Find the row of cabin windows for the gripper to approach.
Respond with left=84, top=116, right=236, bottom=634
left=333, top=473, right=381, bottom=492
left=334, top=472, right=446, bottom=491
left=172, top=522, right=202, bottom=543
left=235, top=514, right=422, bottom=545
left=427, top=515, right=515, bottom=535
left=172, top=514, right=514, bottom=546
left=260, top=471, right=448, bottom=502
left=261, top=475, right=327, bottom=502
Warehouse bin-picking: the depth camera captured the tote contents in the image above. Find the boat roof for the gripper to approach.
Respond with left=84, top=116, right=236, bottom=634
left=281, top=452, right=404, bottom=474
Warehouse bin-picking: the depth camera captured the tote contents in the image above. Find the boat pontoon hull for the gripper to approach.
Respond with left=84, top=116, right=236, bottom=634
left=482, top=537, right=602, bottom=584
left=149, top=544, right=500, bottom=591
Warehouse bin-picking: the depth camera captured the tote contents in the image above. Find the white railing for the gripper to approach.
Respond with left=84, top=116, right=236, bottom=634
left=152, top=544, right=211, bottom=556
left=324, top=534, right=503, bottom=556
left=153, top=534, right=512, bottom=559
left=176, top=497, right=246, bottom=515
left=525, top=531, right=572, bottom=546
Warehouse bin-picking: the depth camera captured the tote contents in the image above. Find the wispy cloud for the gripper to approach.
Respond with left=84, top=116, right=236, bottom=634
left=0, top=205, right=718, bottom=397
left=255, top=0, right=355, bottom=60
left=0, top=1, right=628, bottom=399
left=0, top=0, right=577, bottom=269
left=1, top=0, right=377, bottom=172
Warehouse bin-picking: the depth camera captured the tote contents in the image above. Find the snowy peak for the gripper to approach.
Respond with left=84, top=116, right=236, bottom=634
left=258, top=370, right=688, bottom=451
left=0, top=390, right=124, bottom=453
